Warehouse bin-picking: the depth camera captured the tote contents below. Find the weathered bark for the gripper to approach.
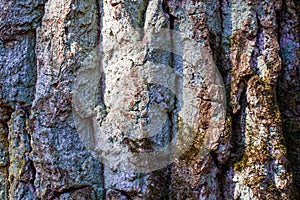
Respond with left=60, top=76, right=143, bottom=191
left=0, top=0, right=299, bottom=199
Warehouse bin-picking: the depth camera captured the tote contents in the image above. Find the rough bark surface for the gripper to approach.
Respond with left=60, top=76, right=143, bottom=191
left=0, top=0, right=299, bottom=199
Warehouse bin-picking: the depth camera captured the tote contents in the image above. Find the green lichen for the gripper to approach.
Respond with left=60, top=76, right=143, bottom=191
left=9, top=152, right=26, bottom=179
left=125, top=0, right=149, bottom=28
left=177, top=116, right=205, bottom=161
left=136, top=0, right=149, bottom=28
left=222, top=35, right=231, bottom=47
left=233, top=153, right=249, bottom=172
left=256, top=77, right=282, bottom=124
left=257, top=77, right=272, bottom=91
left=233, top=141, right=269, bottom=172
left=266, top=61, right=276, bottom=70
left=222, top=115, right=232, bottom=141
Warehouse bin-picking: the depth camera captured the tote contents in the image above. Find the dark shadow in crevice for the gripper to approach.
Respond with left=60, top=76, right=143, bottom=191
left=276, top=0, right=300, bottom=197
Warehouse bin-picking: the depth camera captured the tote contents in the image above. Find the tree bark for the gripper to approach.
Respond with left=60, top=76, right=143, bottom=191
left=0, top=0, right=299, bottom=199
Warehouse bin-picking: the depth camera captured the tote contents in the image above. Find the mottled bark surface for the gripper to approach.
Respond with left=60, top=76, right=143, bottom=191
left=0, top=0, right=299, bottom=200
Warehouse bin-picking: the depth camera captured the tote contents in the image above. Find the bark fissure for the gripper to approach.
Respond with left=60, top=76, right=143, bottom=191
left=276, top=0, right=300, bottom=195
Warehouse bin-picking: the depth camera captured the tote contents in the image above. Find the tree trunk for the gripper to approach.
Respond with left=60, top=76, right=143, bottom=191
left=0, top=0, right=299, bottom=199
